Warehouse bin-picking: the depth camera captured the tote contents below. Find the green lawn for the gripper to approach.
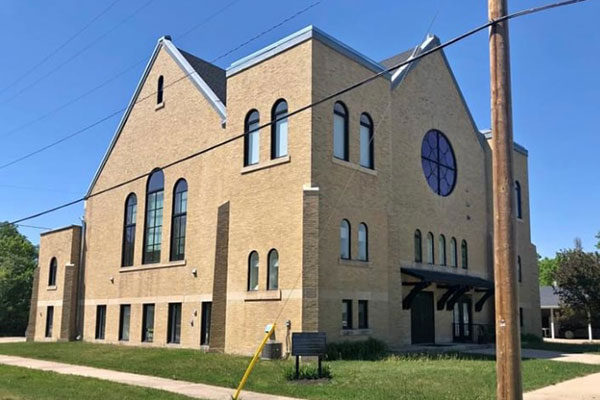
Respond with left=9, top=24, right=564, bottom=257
left=523, top=341, right=600, bottom=354
left=1, top=342, right=599, bottom=400
left=0, top=363, right=195, bottom=400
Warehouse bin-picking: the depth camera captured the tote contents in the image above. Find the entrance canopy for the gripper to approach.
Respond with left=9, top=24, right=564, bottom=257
left=401, top=267, right=494, bottom=311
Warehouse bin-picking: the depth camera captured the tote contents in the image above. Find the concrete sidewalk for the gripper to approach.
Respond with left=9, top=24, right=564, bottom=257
left=0, top=337, right=26, bottom=343
left=0, top=355, right=302, bottom=400
left=524, top=371, right=600, bottom=400
left=465, top=347, right=600, bottom=365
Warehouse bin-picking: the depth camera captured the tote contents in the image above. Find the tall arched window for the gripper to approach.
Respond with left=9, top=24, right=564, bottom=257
left=248, top=251, right=259, bottom=291
left=244, top=110, right=260, bottom=166
left=358, top=223, right=368, bottom=261
left=333, top=102, right=349, bottom=161
left=359, top=113, right=374, bottom=169
left=340, top=219, right=351, bottom=260
left=48, top=257, right=57, bottom=286
left=439, top=234, right=447, bottom=266
left=518, top=255, right=522, bottom=283
left=157, top=75, right=164, bottom=104
left=143, top=169, right=164, bottom=264
left=426, top=232, right=435, bottom=264
left=271, top=100, right=288, bottom=159
left=461, top=240, right=468, bottom=269
left=122, top=193, right=137, bottom=267
left=267, top=249, right=279, bottom=290
left=450, top=237, right=458, bottom=267
left=515, top=181, right=523, bottom=219
left=170, top=179, right=188, bottom=261
left=414, top=230, right=422, bottom=263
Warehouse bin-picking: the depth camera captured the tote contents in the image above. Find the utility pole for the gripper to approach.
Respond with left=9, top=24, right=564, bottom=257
left=489, top=0, right=522, bottom=399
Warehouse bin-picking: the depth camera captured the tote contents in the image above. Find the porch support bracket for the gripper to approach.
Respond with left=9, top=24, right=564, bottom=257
left=437, top=285, right=461, bottom=310
left=402, top=281, right=431, bottom=309
left=445, top=286, right=471, bottom=310
left=475, top=289, right=494, bottom=312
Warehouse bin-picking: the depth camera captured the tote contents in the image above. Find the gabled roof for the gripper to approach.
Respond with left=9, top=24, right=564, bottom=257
left=480, top=129, right=529, bottom=156
left=540, top=286, right=560, bottom=308
left=384, top=34, right=438, bottom=89
left=85, top=36, right=226, bottom=198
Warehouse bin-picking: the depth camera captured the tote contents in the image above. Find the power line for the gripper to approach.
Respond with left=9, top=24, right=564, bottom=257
left=0, top=0, right=323, bottom=171
left=15, top=224, right=52, bottom=231
left=4, top=0, right=588, bottom=226
left=0, top=0, right=122, bottom=96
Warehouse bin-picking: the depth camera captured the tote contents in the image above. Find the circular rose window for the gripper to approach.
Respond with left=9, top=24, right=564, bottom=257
left=421, top=130, right=457, bottom=196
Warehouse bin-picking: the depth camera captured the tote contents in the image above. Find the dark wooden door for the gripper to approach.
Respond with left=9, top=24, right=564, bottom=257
left=411, top=291, right=435, bottom=344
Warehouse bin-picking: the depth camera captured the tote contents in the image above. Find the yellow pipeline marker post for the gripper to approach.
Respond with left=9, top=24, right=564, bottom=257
left=233, top=323, right=276, bottom=400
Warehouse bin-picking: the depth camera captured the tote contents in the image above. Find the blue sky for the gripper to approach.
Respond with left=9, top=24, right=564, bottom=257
left=0, top=0, right=598, bottom=257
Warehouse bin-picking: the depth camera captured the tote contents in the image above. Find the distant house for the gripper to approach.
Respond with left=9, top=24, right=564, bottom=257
left=540, top=285, right=598, bottom=340
left=540, top=286, right=560, bottom=338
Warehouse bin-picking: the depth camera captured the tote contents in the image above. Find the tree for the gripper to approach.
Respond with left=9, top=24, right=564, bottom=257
left=595, top=231, right=600, bottom=250
left=538, top=255, right=558, bottom=286
left=554, top=246, right=600, bottom=325
left=0, top=223, right=38, bottom=336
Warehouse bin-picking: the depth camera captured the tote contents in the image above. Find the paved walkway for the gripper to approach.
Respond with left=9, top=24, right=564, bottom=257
left=0, top=355, right=302, bottom=400
left=0, top=337, right=26, bottom=343
left=465, top=347, right=600, bottom=365
left=524, top=372, right=600, bottom=400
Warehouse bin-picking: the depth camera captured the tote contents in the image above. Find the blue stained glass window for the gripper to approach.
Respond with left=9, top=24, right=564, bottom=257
left=421, top=130, right=457, bottom=196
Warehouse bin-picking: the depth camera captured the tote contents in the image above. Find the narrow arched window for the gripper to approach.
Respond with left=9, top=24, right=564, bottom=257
left=515, top=181, right=523, bottom=219
left=271, top=100, right=288, bottom=159
left=244, top=110, right=260, bottom=166
left=414, top=230, right=422, bottom=263
left=359, top=113, right=374, bottom=169
left=170, top=179, right=188, bottom=261
left=358, top=223, right=368, bottom=261
left=461, top=240, right=468, bottom=269
left=450, top=237, right=458, bottom=267
left=333, top=102, right=349, bottom=161
left=439, top=234, right=447, bottom=266
left=426, top=232, right=435, bottom=264
left=48, top=257, right=57, bottom=286
left=518, top=255, right=522, bottom=283
left=248, top=251, right=259, bottom=291
left=340, top=219, right=351, bottom=260
left=122, top=193, right=137, bottom=267
left=157, top=75, right=164, bottom=104
left=143, top=169, right=164, bottom=264
left=267, top=249, right=279, bottom=290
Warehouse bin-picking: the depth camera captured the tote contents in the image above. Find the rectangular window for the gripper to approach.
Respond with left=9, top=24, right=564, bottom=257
left=119, top=304, right=131, bottom=341
left=201, top=302, right=212, bottom=346
left=45, top=306, right=54, bottom=338
left=167, top=303, right=182, bottom=344
left=358, top=300, right=369, bottom=329
left=95, top=305, right=106, bottom=340
left=333, top=113, right=347, bottom=160
left=520, top=307, right=524, bottom=328
left=143, top=191, right=163, bottom=264
left=245, top=119, right=260, bottom=166
left=342, top=299, right=353, bottom=330
left=274, top=118, right=288, bottom=158
left=359, top=124, right=371, bottom=168
left=170, top=187, right=187, bottom=261
left=142, top=304, right=155, bottom=342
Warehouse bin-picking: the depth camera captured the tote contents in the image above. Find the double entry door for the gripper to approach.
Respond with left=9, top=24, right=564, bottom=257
left=453, top=297, right=472, bottom=342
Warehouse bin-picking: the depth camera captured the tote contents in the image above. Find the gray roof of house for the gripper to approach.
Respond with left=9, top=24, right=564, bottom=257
left=379, top=49, right=415, bottom=74
left=540, top=286, right=560, bottom=308
left=178, top=48, right=227, bottom=105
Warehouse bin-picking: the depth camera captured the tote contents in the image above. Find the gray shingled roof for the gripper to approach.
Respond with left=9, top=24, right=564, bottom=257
left=540, top=286, right=560, bottom=308
left=178, top=48, right=227, bottom=105
left=379, top=48, right=415, bottom=74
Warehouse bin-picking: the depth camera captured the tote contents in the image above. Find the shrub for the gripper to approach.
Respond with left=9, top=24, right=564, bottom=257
left=283, top=363, right=332, bottom=381
left=326, top=337, right=388, bottom=361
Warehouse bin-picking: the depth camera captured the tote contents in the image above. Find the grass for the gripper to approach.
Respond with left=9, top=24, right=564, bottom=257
left=1, top=342, right=600, bottom=399
left=523, top=341, right=600, bottom=354
left=0, top=363, right=196, bottom=400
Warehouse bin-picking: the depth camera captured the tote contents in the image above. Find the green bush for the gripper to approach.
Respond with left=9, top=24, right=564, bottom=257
left=325, top=338, right=388, bottom=361
left=283, top=363, right=332, bottom=381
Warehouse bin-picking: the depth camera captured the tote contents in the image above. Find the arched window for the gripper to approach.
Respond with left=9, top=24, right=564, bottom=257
left=414, top=230, right=422, bottom=263
left=450, top=237, right=458, bottom=267
left=358, top=223, right=368, bottom=261
left=359, top=113, right=374, bottom=169
left=461, top=240, right=468, bottom=269
left=170, top=179, right=188, bottom=261
left=244, top=110, right=260, bottom=166
left=267, top=249, right=279, bottom=290
left=426, top=232, right=435, bottom=264
left=271, top=100, right=288, bottom=159
left=157, top=75, right=164, bottom=104
left=143, top=169, right=164, bottom=264
left=439, top=234, right=447, bottom=266
left=515, top=181, right=523, bottom=219
left=122, top=193, right=137, bottom=267
left=333, top=102, right=349, bottom=161
left=48, top=257, right=57, bottom=286
left=340, top=219, right=351, bottom=260
left=248, top=251, right=259, bottom=291
left=518, top=255, right=522, bottom=283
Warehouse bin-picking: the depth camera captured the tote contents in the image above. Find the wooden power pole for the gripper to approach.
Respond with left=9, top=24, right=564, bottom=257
left=489, top=0, right=523, bottom=399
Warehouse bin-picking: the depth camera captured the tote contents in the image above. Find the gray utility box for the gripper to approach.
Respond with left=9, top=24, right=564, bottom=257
left=261, top=341, right=282, bottom=360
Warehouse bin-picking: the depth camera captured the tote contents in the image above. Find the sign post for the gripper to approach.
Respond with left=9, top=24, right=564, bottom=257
left=291, top=332, right=327, bottom=379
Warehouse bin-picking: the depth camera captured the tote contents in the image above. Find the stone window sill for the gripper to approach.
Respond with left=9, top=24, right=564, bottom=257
left=244, top=289, right=282, bottom=302
left=340, top=328, right=372, bottom=336
left=120, top=260, right=186, bottom=273
left=155, top=101, right=165, bottom=111
left=331, top=157, right=377, bottom=176
left=47, top=285, right=57, bottom=291
left=241, top=155, right=291, bottom=175
left=338, top=258, right=371, bottom=268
